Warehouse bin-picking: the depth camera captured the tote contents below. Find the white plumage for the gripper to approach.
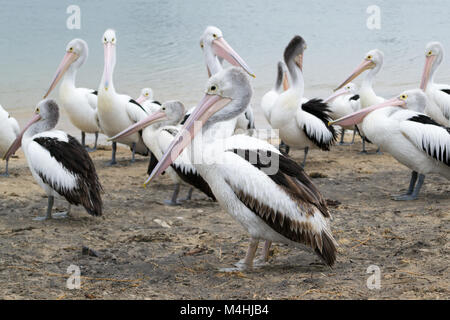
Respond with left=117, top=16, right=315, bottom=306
left=0, top=105, right=20, bottom=175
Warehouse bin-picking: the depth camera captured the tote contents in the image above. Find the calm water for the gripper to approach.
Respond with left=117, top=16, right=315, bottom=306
left=1, top=0, right=450, bottom=111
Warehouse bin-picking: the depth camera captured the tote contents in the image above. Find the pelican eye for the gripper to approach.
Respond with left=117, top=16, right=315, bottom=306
left=112, top=38, right=115, bottom=42
left=145, top=93, right=149, bottom=96
left=427, top=50, right=433, bottom=56
left=104, top=37, right=107, bottom=42
left=36, top=108, right=40, bottom=113
left=212, top=34, right=217, bottom=39
left=162, top=107, right=166, bottom=111
left=200, top=42, right=204, bottom=48
left=367, top=55, right=373, bottom=60
left=210, top=85, right=217, bottom=92
left=400, top=94, right=408, bottom=100
left=69, top=47, right=73, bottom=52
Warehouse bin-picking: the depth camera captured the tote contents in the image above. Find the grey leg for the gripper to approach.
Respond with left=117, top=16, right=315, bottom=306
left=393, top=172, right=424, bottom=201
left=220, top=238, right=259, bottom=272
left=107, top=142, right=117, bottom=166
left=1, top=159, right=9, bottom=177
left=351, top=127, right=357, bottom=144
left=360, top=137, right=368, bottom=154
left=52, top=204, right=71, bottom=219
left=254, top=240, right=272, bottom=266
left=164, top=184, right=181, bottom=206
left=81, top=131, right=86, bottom=147
left=34, top=196, right=54, bottom=221
left=130, top=143, right=136, bottom=163
left=301, top=147, right=309, bottom=168
left=339, top=129, right=345, bottom=145
left=86, top=132, right=99, bottom=152
left=180, top=187, right=194, bottom=202
left=279, top=141, right=290, bottom=155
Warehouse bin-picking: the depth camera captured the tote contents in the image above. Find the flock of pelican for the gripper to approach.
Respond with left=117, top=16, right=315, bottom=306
left=0, top=26, right=449, bottom=271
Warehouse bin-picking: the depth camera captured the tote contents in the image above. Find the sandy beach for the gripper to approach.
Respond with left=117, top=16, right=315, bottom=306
left=0, top=131, right=448, bottom=299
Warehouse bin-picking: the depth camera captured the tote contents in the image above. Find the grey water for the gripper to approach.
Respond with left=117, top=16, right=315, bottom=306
left=1, top=0, right=450, bottom=112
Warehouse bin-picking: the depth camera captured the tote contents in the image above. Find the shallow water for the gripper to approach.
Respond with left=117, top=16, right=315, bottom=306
left=1, top=0, right=450, bottom=111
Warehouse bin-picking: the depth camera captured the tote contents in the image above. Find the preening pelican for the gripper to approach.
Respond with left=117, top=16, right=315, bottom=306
left=323, top=83, right=361, bottom=145
left=0, top=105, right=20, bottom=176
left=146, top=67, right=337, bottom=270
left=270, top=36, right=337, bottom=166
left=330, top=89, right=450, bottom=200
left=109, top=101, right=215, bottom=205
left=3, top=99, right=103, bottom=219
left=420, top=41, right=450, bottom=126
left=43, top=38, right=100, bottom=151
left=97, top=29, right=149, bottom=165
left=334, top=49, right=385, bottom=153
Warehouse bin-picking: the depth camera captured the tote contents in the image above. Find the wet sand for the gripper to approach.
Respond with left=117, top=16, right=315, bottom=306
left=0, top=132, right=448, bottom=299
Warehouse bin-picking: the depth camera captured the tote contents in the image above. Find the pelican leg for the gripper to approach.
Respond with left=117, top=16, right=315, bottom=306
left=130, top=143, right=136, bottom=163
left=34, top=196, right=54, bottom=221
left=254, top=240, right=272, bottom=266
left=81, top=131, right=86, bottom=147
left=393, top=173, right=424, bottom=201
left=339, top=129, right=346, bottom=145
left=279, top=141, right=290, bottom=155
left=180, top=187, right=194, bottom=202
left=1, top=160, right=9, bottom=177
left=86, top=132, right=99, bottom=152
left=359, top=137, right=368, bottom=154
left=52, top=204, right=71, bottom=219
left=351, top=127, right=357, bottom=144
left=164, top=184, right=181, bottom=206
left=301, top=147, right=309, bottom=168
left=220, top=238, right=259, bottom=272
left=375, top=146, right=383, bottom=155
left=106, top=142, right=117, bottom=166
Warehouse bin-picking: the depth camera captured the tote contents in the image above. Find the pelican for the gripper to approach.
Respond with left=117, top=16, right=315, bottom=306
left=420, top=41, right=450, bottom=126
left=200, top=26, right=255, bottom=133
left=330, top=89, right=450, bottom=200
left=97, top=29, right=149, bottom=165
left=0, top=105, right=20, bottom=176
left=109, top=101, right=215, bottom=205
left=334, top=49, right=385, bottom=153
left=136, top=87, right=162, bottom=109
left=3, top=99, right=103, bottom=219
left=146, top=67, right=337, bottom=270
left=323, top=83, right=361, bottom=145
left=43, top=38, right=100, bottom=151
left=270, top=36, right=337, bottom=166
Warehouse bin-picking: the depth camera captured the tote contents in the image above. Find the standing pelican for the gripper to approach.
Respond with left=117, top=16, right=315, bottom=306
left=3, top=99, right=103, bottom=219
left=323, top=83, right=361, bottom=145
left=109, top=101, right=215, bottom=205
left=0, top=105, right=20, bottom=176
left=420, top=41, right=450, bottom=126
left=43, top=38, right=100, bottom=151
left=270, top=36, right=337, bottom=166
left=200, top=26, right=256, bottom=132
left=334, top=49, right=385, bottom=153
left=146, top=67, right=337, bottom=270
left=97, top=29, right=149, bottom=165
left=330, top=89, right=450, bottom=200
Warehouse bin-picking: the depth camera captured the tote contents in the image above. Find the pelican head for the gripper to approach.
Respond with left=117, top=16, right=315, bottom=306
left=284, top=35, right=307, bottom=71
left=324, top=82, right=358, bottom=103
left=136, top=88, right=154, bottom=104
left=144, top=67, right=252, bottom=186
left=102, top=29, right=117, bottom=91
left=335, top=49, right=384, bottom=91
left=108, top=100, right=186, bottom=141
left=3, top=99, right=60, bottom=161
left=420, top=41, right=444, bottom=91
left=200, top=26, right=255, bottom=77
left=43, top=38, right=88, bottom=98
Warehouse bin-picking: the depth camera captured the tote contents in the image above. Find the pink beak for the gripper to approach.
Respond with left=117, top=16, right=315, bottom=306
left=323, top=87, right=349, bottom=104
left=108, top=111, right=167, bottom=142
left=328, top=98, right=406, bottom=127
left=136, top=95, right=146, bottom=105
left=335, top=59, right=374, bottom=91
left=212, top=37, right=255, bottom=78
left=103, top=43, right=114, bottom=90
left=420, top=55, right=435, bottom=91
left=144, top=94, right=231, bottom=187
left=3, top=113, right=41, bottom=161
left=43, top=51, right=78, bottom=98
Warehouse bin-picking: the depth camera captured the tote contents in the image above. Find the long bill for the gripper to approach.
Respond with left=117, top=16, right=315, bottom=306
left=107, top=111, right=167, bottom=142
left=328, top=97, right=406, bottom=127
left=334, top=59, right=375, bottom=91
left=420, top=55, right=435, bottom=91
left=212, top=37, right=255, bottom=78
left=43, top=52, right=79, bottom=98
left=323, top=87, right=349, bottom=103
left=143, top=94, right=231, bottom=186
left=103, top=43, right=114, bottom=90
left=3, top=113, right=41, bottom=160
